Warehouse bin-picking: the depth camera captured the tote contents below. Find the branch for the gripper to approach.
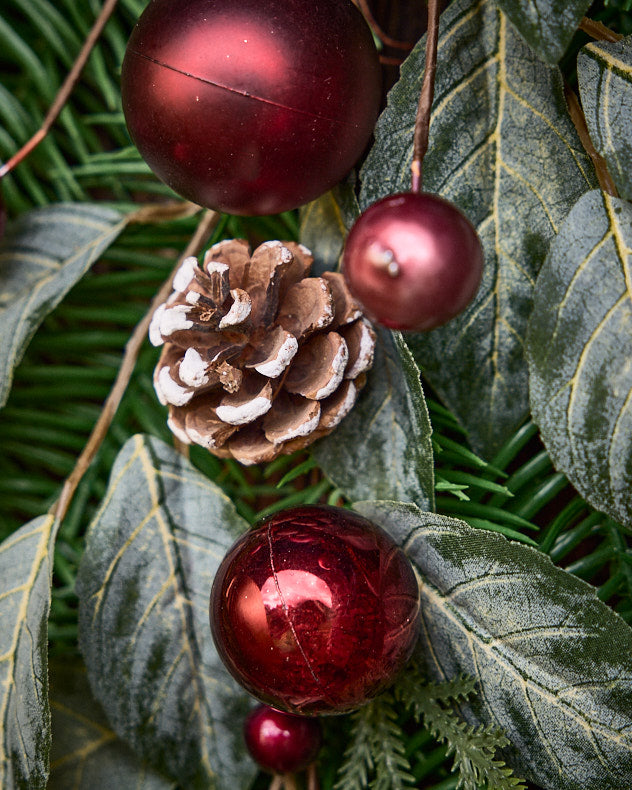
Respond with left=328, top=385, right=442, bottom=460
left=579, top=17, right=623, bottom=43
left=0, top=0, right=120, bottom=179
left=50, top=209, right=220, bottom=522
left=564, top=83, right=619, bottom=198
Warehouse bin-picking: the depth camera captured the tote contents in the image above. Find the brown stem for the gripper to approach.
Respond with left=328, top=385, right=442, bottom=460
left=49, top=210, right=220, bottom=522
left=411, top=0, right=440, bottom=192
left=282, top=775, right=299, bottom=790
left=564, top=83, right=619, bottom=198
left=353, top=0, right=415, bottom=50
left=306, top=763, right=321, bottom=790
left=579, top=17, right=623, bottom=43
left=268, top=776, right=284, bottom=790
left=0, top=0, right=120, bottom=179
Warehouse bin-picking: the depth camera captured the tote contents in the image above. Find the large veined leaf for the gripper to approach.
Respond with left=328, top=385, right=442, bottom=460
left=49, top=660, right=176, bottom=790
left=313, top=329, right=434, bottom=511
left=0, top=515, right=59, bottom=790
left=578, top=35, right=632, bottom=201
left=361, top=0, right=595, bottom=459
left=526, top=190, right=632, bottom=528
left=495, top=0, right=592, bottom=64
left=76, top=434, right=255, bottom=790
left=355, top=500, right=632, bottom=790
left=0, top=203, right=126, bottom=407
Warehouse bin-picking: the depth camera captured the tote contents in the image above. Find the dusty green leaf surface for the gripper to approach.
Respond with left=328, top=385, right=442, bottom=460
left=76, top=435, right=255, bottom=790
left=361, top=0, right=595, bottom=458
left=0, top=203, right=126, bottom=407
left=578, top=35, right=632, bottom=200
left=495, top=0, right=592, bottom=63
left=527, top=190, right=632, bottom=528
left=355, top=500, right=632, bottom=790
left=313, top=329, right=434, bottom=511
left=0, top=515, right=58, bottom=790
left=299, top=182, right=359, bottom=275
left=49, top=659, right=176, bottom=790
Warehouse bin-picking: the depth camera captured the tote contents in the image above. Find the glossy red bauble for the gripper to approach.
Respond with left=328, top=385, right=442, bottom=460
left=121, top=0, right=381, bottom=216
left=342, top=192, right=484, bottom=331
left=244, top=704, right=323, bottom=774
left=210, top=505, right=420, bottom=715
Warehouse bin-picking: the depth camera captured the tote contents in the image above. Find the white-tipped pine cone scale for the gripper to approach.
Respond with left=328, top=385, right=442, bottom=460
left=149, top=239, right=376, bottom=465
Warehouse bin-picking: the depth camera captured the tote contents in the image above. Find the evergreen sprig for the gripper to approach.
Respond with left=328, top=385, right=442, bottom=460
left=334, top=692, right=415, bottom=790
left=395, top=667, right=528, bottom=790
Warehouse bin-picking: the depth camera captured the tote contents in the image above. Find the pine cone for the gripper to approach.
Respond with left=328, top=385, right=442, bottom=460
left=149, top=239, right=376, bottom=465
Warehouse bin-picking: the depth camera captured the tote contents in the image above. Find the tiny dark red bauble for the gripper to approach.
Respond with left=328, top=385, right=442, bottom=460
left=210, top=505, right=420, bottom=715
left=342, top=192, right=484, bottom=331
left=244, top=704, right=323, bottom=774
left=121, top=0, right=381, bottom=216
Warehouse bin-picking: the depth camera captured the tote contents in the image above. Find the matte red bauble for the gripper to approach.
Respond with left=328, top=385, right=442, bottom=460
left=121, top=0, right=381, bottom=216
left=244, top=704, right=323, bottom=774
left=210, top=505, right=420, bottom=715
left=342, top=192, right=484, bottom=331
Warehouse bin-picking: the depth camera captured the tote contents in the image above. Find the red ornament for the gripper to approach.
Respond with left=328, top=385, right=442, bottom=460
left=342, top=192, right=484, bottom=331
left=121, top=0, right=381, bottom=216
left=244, top=704, right=323, bottom=774
left=210, top=505, right=420, bottom=715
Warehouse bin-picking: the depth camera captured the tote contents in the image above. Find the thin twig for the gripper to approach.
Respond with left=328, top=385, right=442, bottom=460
left=50, top=210, right=220, bottom=523
left=0, top=0, right=120, bottom=179
left=282, top=775, right=299, bottom=790
left=306, top=763, right=321, bottom=790
left=564, top=83, right=619, bottom=198
left=353, top=0, right=415, bottom=50
left=411, top=0, right=441, bottom=192
left=579, top=17, right=623, bottom=43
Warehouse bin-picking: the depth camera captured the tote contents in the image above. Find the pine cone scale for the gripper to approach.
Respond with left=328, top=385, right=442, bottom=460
left=150, top=240, right=376, bottom=464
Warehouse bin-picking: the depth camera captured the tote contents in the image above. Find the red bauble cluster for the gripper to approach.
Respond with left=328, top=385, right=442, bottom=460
left=342, top=192, right=484, bottom=331
left=121, top=0, right=381, bottom=216
left=210, top=505, right=420, bottom=715
left=244, top=704, right=323, bottom=774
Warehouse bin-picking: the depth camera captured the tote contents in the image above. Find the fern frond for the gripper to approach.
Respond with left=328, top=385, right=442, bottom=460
left=334, top=693, right=414, bottom=790
left=394, top=666, right=527, bottom=790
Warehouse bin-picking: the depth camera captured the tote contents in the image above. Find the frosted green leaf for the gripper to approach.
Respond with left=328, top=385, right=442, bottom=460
left=495, top=0, right=592, bottom=63
left=527, top=190, right=632, bottom=528
left=313, top=329, right=434, bottom=511
left=361, top=0, right=595, bottom=458
left=354, top=500, right=632, bottom=790
left=578, top=35, right=632, bottom=200
left=49, top=660, right=176, bottom=790
left=0, top=203, right=126, bottom=407
left=76, top=435, right=255, bottom=790
left=299, top=182, right=359, bottom=275
left=0, top=515, right=59, bottom=790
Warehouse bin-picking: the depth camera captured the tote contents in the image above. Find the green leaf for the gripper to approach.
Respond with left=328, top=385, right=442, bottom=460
left=494, top=0, right=592, bottom=64
left=0, top=514, right=59, bottom=790
left=360, top=0, right=595, bottom=458
left=354, top=500, right=632, bottom=790
left=49, top=659, right=176, bottom=790
left=0, top=203, right=127, bottom=407
left=313, top=329, right=434, bottom=510
left=526, top=190, right=632, bottom=528
left=578, top=35, right=632, bottom=200
left=299, top=182, right=359, bottom=275
left=76, top=434, right=255, bottom=790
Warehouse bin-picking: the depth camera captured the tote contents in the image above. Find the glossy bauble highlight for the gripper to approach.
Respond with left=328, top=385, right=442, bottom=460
left=342, top=192, right=484, bottom=331
left=121, top=0, right=381, bottom=216
left=210, top=505, right=420, bottom=715
left=244, top=704, right=323, bottom=774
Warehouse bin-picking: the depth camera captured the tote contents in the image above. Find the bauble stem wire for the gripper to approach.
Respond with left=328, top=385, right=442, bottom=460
left=411, top=0, right=441, bottom=192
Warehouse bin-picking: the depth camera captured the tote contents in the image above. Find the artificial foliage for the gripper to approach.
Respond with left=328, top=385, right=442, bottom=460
left=1, top=1, right=632, bottom=790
